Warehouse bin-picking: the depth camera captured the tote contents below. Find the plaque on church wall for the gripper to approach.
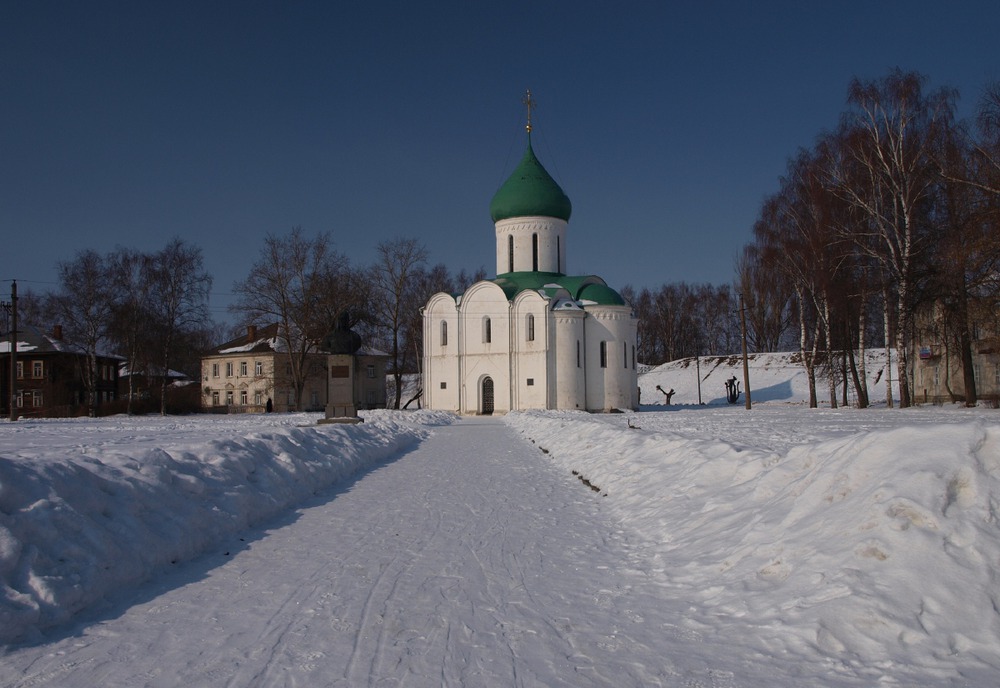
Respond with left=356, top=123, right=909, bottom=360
left=330, top=366, right=350, bottom=378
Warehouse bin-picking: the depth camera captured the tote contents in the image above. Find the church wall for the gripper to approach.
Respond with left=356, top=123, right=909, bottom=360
left=458, top=282, right=512, bottom=414
left=553, top=309, right=586, bottom=409
left=422, top=293, right=461, bottom=412
left=494, top=217, right=568, bottom=274
left=511, top=292, right=550, bottom=409
left=584, top=306, right=638, bottom=411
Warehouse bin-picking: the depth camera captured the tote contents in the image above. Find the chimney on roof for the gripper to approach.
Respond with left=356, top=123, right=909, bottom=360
left=53, top=325, right=63, bottom=340
left=247, top=325, right=257, bottom=341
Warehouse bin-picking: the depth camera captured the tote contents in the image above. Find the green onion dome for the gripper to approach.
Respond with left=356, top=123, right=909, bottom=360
left=489, top=138, right=572, bottom=223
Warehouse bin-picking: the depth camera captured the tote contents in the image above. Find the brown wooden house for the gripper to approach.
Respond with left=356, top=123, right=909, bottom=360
left=0, top=325, right=122, bottom=417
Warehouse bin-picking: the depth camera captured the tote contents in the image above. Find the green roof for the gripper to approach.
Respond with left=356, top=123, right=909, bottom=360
left=489, top=138, right=572, bottom=223
left=577, top=283, right=627, bottom=306
left=491, top=271, right=626, bottom=306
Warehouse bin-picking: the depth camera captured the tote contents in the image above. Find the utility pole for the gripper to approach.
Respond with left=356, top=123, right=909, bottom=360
left=739, top=292, right=752, bottom=410
left=2, top=281, right=17, bottom=421
left=695, top=352, right=702, bottom=405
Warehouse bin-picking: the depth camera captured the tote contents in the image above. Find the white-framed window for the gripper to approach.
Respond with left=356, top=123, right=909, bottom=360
left=526, top=314, right=535, bottom=342
left=483, top=317, right=492, bottom=344
left=367, top=364, right=376, bottom=379
left=599, top=341, right=607, bottom=368
left=32, top=390, right=43, bottom=407
left=16, top=393, right=23, bottom=408
left=254, top=391, right=262, bottom=406
left=226, top=362, right=234, bottom=377
left=212, top=363, right=219, bottom=378
left=16, top=361, right=23, bottom=379
left=240, top=390, right=248, bottom=405
left=212, top=391, right=220, bottom=406
left=255, top=361, right=263, bottom=376
left=32, top=361, right=43, bottom=378
left=240, top=361, right=248, bottom=376
left=226, top=391, right=234, bottom=405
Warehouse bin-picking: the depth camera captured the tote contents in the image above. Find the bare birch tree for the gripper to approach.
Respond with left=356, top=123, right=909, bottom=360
left=831, top=69, right=956, bottom=406
left=148, top=238, right=212, bottom=415
left=48, top=250, right=115, bottom=416
left=231, top=228, right=354, bottom=410
left=368, top=238, right=427, bottom=408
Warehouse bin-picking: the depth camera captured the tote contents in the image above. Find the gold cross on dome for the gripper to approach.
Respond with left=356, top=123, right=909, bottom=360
left=523, top=89, right=535, bottom=133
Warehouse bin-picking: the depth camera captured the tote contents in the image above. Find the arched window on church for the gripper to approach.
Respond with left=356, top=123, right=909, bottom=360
left=508, top=235, right=514, bottom=273
left=526, top=314, right=535, bottom=342
left=483, top=316, right=492, bottom=344
left=557, top=236, right=561, bottom=273
left=440, top=320, right=448, bottom=346
left=624, top=343, right=628, bottom=368
left=532, top=233, right=538, bottom=271
left=577, top=340, right=581, bottom=368
left=599, top=341, right=607, bottom=368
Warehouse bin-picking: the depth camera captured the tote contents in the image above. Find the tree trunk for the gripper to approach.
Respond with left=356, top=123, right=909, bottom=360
left=822, top=296, right=837, bottom=409
left=797, top=288, right=818, bottom=408
left=846, top=344, right=866, bottom=408
left=895, top=285, right=912, bottom=408
left=854, top=297, right=870, bottom=408
left=956, top=281, right=978, bottom=407
left=882, top=284, right=894, bottom=408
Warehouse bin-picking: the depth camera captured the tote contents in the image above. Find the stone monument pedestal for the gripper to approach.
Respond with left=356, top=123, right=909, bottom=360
left=319, top=353, right=363, bottom=425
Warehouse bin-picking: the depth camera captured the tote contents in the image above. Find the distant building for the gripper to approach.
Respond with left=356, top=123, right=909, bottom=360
left=200, top=324, right=390, bottom=413
left=117, top=363, right=198, bottom=414
left=910, top=301, right=1000, bottom=404
left=0, top=324, right=121, bottom=417
left=422, top=113, right=637, bottom=414
left=118, top=363, right=189, bottom=399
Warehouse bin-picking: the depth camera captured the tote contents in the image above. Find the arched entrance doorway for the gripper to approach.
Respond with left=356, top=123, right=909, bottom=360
left=481, top=376, right=494, bottom=415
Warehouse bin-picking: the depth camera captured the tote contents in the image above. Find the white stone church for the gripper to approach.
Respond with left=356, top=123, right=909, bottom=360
left=421, top=123, right=638, bottom=414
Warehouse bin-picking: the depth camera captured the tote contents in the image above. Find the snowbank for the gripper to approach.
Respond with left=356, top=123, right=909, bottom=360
left=0, top=410, right=455, bottom=643
left=506, top=408, right=1000, bottom=681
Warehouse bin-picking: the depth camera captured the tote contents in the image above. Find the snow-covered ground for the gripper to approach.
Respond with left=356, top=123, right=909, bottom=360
left=2, top=353, right=1000, bottom=685
left=0, top=411, right=447, bottom=644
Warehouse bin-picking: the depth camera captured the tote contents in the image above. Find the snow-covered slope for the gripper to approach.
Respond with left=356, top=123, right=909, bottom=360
left=640, top=350, right=892, bottom=407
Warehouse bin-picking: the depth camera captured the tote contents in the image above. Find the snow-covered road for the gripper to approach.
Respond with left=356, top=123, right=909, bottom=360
left=0, top=416, right=798, bottom=688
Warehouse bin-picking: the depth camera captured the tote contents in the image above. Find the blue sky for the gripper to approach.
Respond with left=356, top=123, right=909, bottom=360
left=2, top=1, right=998, bottom=323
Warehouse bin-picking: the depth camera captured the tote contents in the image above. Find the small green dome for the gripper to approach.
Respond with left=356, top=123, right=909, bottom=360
left=489, top=139, right=572, bottom=223
left=577, top=283, right=626, bottom=306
